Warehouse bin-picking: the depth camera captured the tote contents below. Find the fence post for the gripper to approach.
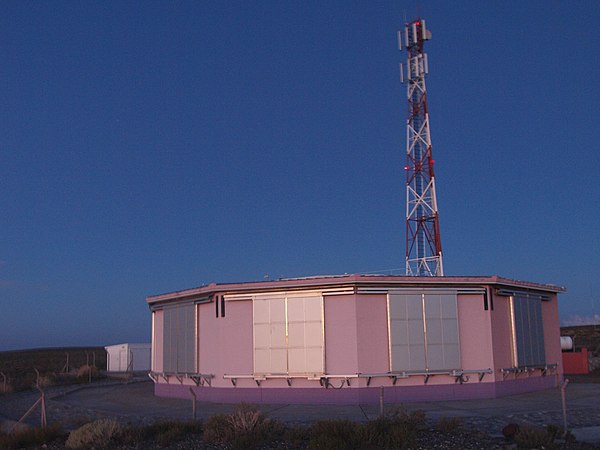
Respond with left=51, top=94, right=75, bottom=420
left=62, top=352, right=69, bottom=373
left=379, top=386, right=384, bottom=417
left=189, top=387, right=197, bottom=421
left=85, top=352, right=92, bottom=384
left=561, top=378, right=569, bottom=435
left=10, top=388, right=46, bottom=433
left=39, top=387, right=47, bottom=428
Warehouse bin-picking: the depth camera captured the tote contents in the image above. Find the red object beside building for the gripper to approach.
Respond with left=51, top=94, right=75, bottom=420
left=563, top=347, right=589, bottom=374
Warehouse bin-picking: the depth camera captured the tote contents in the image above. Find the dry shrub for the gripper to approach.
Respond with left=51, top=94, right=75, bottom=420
left=309, top=419, right=360, bottom=450
left=436, top=416, right=463, bottom=433
left=502, top=422, right=520, bottom=440
left=75, top=365, right=98, bottom=379
left=202, top=414, right=231, bottom=442
left=65, top=418, right=123, bottom=449
left=387, top=406, right=427, bottom=428
left=364, top=409, right=424, bottom=449
left=546, top=423, right=564, bottom=440
left=118, top=420, right=202, bottom=447
left=36, top=373, right=55, bottom=388
left=309, top=409, right=425, bottom=450
left=513, top=425, right=556, bottom=449
left=227, top=402, right=263, bottom=432
left=361, top=417, right=416, bottom=449
left=203, top=403, right=284, bottom=449
left=282, top=425, right=311, bottom=447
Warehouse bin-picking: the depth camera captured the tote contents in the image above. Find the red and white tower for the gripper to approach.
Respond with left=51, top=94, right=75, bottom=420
left=399, top=19, right=443, bottom=276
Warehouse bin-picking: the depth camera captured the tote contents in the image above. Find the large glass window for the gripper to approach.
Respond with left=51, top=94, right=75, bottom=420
left=389, top=291, right=460, bottom=371
left=512, top=294, right=545, bottom=367
left=253, top=294, right=324, bottom=376
left=163, top=303, right=196, bottom=373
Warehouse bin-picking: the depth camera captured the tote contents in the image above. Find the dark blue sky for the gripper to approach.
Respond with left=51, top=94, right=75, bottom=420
left=1, top=1, right=599, bottom=350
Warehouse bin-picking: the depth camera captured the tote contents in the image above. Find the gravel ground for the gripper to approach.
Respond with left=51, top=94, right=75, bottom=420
left=2, top=379, right=599, bottom=449
left=15, top=427, right=600, bottom=450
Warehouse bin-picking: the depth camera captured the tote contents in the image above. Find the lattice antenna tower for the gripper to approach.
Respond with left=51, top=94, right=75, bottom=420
left=399, top=18, right=443, bottom=276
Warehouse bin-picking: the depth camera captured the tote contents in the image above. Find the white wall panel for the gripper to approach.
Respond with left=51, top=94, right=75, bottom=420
left=389, top=291, right=460, bottom=372
left=151, top=310, right=164, bottom=372
left=162, top=303, right=196, bottom=373
left=287, top=296, right=324, bottom=375
left=306, top=347, right=323, bottom=373
left=442, top=318, right=459, bottom=343
left=253, top=297, right=287, bottom=375
left=390, top=293, right=426, bottom=371
left=406, top=294, right=423, bottom=319
left=305, top=322, right=323, bottom=347
left=423, top=293, right=460, bottom=370
left=253, top=294, right=323, bottom=376
left=163, top=309, right=174, bottom=372
left=254, top=349, right=270, bottom=373
left=271, top=348, right=287, bottom=374
left=254, top=323, right=270, bottom=349
left=287, top=323, right=305, bottom=348
left=427, top=344, right=444, bottom=369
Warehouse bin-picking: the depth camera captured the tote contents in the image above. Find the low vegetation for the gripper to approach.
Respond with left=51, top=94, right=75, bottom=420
left=203, top=403, right=285, bottom=449
left=2, top=338, right=598, bottom=448
left=0, top=423, right=64, bottom=450
left=436, top=415, right=463, bottom=433
left=308, top=412, right=425, bottom=450
left=118, top=420, right=203, bottom=448
left=65, top=418, right=123, bottom=449
left=0, top=347, right=106, bottom=392
left=1, top=412, right=596, bottom=449
left=512, top=425, right=559, bottom=449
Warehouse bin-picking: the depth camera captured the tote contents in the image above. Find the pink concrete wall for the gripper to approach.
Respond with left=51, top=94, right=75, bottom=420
left=541, top=295, right=562, bottom=377
left=158, top=373, right=558, bottom=404
left=457, top=294, right=494, bottom=373
left=152, top=310, right=164, bottom=373
left=489, top=296, right=514, bottom=380
left=355, top=294, right=389, bottom=375
left=197, top=300, right=254, bottom=388
left=219, top=300, right=253, bottom=381
left=324, top=295, right=358, bottom=375
left=487, top=294, right=562, bottom=383
left=152, top=283, right=563, bottom=401
left=197, top=302, right=217, bottom=377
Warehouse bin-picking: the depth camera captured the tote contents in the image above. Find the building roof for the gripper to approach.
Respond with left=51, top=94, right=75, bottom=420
left=146, top=274, right=565, bottom=307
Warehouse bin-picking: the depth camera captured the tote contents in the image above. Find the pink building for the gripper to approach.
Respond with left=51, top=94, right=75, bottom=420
left=147, top=274, right=564, bottom=404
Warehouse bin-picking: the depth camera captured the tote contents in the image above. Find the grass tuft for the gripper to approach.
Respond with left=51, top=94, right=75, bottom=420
left=118, top=420, right=203, bottom=447
left=308, top=419, right=360, bottom=450
left=203, top=403, right=285, bottom=449
left=436, top=416, right=463, bottom=433
left=308, top=410, right=426, bottom=450
left=513, top=425, right=556, bottom=449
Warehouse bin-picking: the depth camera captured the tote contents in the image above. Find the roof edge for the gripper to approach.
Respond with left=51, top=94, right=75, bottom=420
left=146, top=274, right=565, bottom=305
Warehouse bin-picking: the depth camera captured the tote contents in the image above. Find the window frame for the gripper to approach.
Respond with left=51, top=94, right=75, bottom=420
left=162, top=303, right=197, bottom=373
left=252, top=292, right=325, bottom=377
left=509, top=293, right=546, bottom=368
left=387, top=290, right=461, bottom=372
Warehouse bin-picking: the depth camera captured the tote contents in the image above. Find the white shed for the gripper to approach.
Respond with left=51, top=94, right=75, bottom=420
left=105, top=343, right=151, bottom=372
